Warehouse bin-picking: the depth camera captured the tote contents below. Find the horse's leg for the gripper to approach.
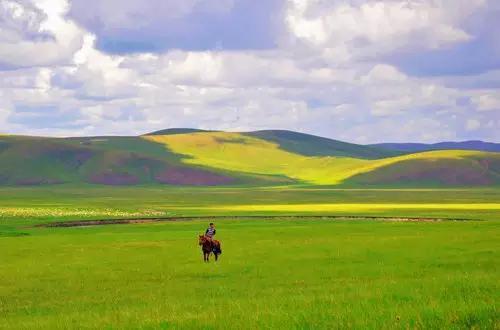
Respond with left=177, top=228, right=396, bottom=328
left=214, top=253, right=218, bottom=261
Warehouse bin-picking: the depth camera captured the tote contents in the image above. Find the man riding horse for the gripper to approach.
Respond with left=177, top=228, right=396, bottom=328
left=205, top=222, right=216, bottom=241
left=199, top=222, right=222, bottom=262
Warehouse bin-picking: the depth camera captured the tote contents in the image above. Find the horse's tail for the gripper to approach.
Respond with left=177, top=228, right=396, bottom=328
left=213, top=240, right=222, bottom=254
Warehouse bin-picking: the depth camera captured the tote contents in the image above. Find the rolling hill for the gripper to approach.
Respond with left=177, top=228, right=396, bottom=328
left=0, top=135, right=289, bottom=186
left=245, top=130, right=400, bottom=159
left=144, top=128, right=212, bottom=136
left=371, top=140, right=500, bottom=153
left=0, top=130, right=499, bottom=187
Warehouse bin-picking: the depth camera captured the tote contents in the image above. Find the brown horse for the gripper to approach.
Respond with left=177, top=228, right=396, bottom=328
left=198, top=235, right=222, bottom=262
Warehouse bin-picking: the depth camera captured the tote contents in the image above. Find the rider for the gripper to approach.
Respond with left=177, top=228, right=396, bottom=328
left=205, top=222, right=216, bottom=241
left=204, top=222, right=221, bottom=254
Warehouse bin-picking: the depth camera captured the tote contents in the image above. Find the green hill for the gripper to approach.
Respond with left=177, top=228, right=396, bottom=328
left=0, top=135, right=289, bottom=186
left=346, top=150, right=500, bottom=187
left=1, top=130, right=499, bottom=187
left=245, top=130, right=400, bottom=159
left=144, top=128, right=212, bottom=136
left=371, top=140, right=500, bottom=153
left=146, top=132, right=500, bottom=186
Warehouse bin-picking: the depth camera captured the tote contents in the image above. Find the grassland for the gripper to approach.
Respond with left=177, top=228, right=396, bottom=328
left=1, top=130, right=499, bottom=328
left=1, top=186, right=499, bottom=329
left=1, top=186, right=499, bottom=225
left=1, top=217, right=498, bottom=329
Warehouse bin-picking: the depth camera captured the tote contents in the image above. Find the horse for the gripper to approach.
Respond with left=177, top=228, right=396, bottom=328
left=198, top=235, right=222, bottom=262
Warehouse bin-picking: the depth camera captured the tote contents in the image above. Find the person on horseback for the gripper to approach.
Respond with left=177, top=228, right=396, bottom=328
left=198, top=223, right=221, bottom=262
left=204, top=222, right=221, bottom=255
left=205, top=222, right=216, bottom=241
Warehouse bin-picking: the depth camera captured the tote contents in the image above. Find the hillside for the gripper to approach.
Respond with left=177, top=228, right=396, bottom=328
left=145, top=132, right=500, bottom=186
left=144, top=128, right=212, bottom=136
left=371, top=140, right=500, bottom=153
left=0, top=135, right=290, bottom=186
left=1, top=130, right=499, bottom=187
left=347, top=150, right=500, bottom=186
left=245, top=130, right=400, bottom=159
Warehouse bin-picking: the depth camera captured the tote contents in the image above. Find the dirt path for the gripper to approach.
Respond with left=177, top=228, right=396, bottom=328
left=40, top=215, right=474, bottom=228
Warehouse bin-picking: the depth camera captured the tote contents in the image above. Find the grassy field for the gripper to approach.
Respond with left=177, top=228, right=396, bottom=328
left=1, top=186, right=500, bottom=227
left=1, top=218, right=498, bottom=329
left=1, top=186, right=499, bottom=329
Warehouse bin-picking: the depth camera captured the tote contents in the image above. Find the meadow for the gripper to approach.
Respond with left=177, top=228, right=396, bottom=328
left=1, top=186, right=499, bottom=329
left=2, top=185, right=500, bottom=225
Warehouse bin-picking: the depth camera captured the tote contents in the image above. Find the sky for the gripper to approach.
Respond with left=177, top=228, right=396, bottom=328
left=0, top=0, right=499, bottom=143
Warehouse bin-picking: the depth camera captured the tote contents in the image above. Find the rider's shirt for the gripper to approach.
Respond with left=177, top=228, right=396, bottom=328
left=205, top=227, right=216, bottom=237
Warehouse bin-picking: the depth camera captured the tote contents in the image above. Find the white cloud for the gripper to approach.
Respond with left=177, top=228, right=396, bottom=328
left=466, top=119, right=481, bottom=131
left=361, top=64, right=407, bottom=84
left=341, top=117, right=455, bottom=143
left=52, top=35, right=139, bottom=100
left=357, top=65, right=459, bottom=116
left=0, top=67, right=46, bottom=89
left=372, top=96, right=412, bottom=116
left=0, top=0, right=498, bottom=143
left=0, top=0, right=47, bottom=42
left=471, top=93, right=500, bottom=112
left=0, top=0, right=84, bottom=68
left=284, top=0, right=484, bottom=63
left=70, top=0, right=235, bottom=31
left=0, top=93, right=12, bottom=126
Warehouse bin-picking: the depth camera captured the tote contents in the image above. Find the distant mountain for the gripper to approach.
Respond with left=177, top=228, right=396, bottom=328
left=245, top=130, right=400, bottom=159
left=1, top=130, right=499, bottom=187
left=144, top=128, right=212, bottom=136
left=371, top=140, right=500, bottom=153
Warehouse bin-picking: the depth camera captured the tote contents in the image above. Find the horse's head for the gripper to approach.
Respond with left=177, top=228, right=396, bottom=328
left=198, top=235, right=206, bottom=245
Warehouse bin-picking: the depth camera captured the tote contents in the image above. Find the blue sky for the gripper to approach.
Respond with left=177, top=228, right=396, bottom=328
left=0, top=0, right=499, bottom=143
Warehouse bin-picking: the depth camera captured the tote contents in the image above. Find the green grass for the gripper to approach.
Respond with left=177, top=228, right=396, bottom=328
left=1, top=186, right=498, bottom=328
left=1, top=186, right=500, bottom=221
left=1, top=186, right=499, bottom=226
left=1, top=218, right=498, bottom=329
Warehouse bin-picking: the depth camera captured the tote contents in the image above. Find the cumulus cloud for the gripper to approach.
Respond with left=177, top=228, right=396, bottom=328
left=466, top=118, right=481, bottom=131
left=68, top=0, right=284, bottom=53
left=0, top=0, right=499, bottom=142
left=284, top=0, right=484, bottom=64
left=471, top=93, right=500, bottom=112
left=0, top=0, right=84, bottom=68
left=52, top=35, right=139, bottom=100
left=389, top=0, right=500, bottom=76
left=361, top=64, right=408, bottom=84
left=0, top=0, right=49, bottom=42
